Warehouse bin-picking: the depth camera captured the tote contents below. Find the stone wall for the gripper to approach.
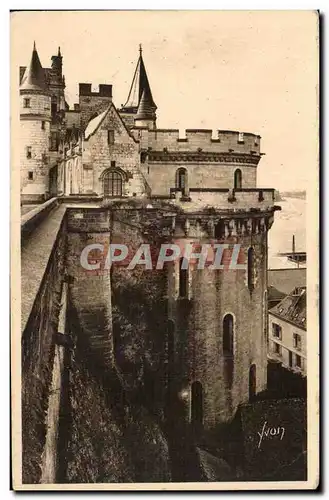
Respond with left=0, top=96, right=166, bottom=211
left=143, top=163, right=257, bottom=195
left=66, top=208, right=114, bottom=369
left=21, top=216, right=67, bottom=484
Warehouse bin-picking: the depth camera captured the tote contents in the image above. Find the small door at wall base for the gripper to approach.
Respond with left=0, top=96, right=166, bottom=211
left=249, top=364, right=256, bottom=400
left=103, top=170, right=123, bottom=197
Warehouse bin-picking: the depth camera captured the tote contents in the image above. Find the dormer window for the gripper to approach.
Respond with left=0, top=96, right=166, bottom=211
left=238, top=132, right=244, bottom=143
left=23, top=98, right=31, bottom=108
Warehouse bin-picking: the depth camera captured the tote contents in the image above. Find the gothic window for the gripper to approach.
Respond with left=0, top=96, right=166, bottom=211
left=223, top=314, right=234, bottom=357
left=103, top=170, right=123, bottom=197
left=41, top=121, right=45, bottom=130
left=191, top=381, right=203, bottom=425
left=249, top=364, right=256, bottom=401
left=23, top=98, right=30, bottom=108
left=247, top=247, right=255, bottom=291
left=234, top=168, right=242, bottom=189
left=176, top=168, right=187, bottom=194
left=179, top=258, right=188, bottom=298
left=26, top=146, right=32, bottom=159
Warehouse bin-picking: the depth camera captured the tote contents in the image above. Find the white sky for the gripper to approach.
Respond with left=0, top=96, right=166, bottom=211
left=11, top=10, right=318, bottom=191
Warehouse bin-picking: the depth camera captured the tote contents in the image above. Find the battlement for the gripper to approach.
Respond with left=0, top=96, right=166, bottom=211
left=79, top=83, right=113, bottom=98
left=169, top=188, right=276, bottom=212
left=132, top=128, right=261, bottom=154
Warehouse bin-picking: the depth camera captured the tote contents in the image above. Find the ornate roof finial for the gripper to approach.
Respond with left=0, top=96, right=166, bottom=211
left=58, top=46, right=61, bottom=57
left=33, top=40, right=36, bottom=51
left=139, top=43, right=142, bottom=56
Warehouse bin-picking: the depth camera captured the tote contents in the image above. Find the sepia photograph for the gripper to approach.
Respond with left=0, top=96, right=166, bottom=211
left=10, top=10, right=319, bottom=490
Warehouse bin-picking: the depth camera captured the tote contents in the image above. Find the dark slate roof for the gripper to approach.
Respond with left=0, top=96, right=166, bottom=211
left=121, top=48, right=157, bottom=113
left=269, top=286, right=307, bottom=329
left=136, top=88, right=156, bottom=120
left=20, top=43, right=48, bottom=92
left=268, top=285, right=286, bottom=303
left=268, top=268, right=306, bottom=295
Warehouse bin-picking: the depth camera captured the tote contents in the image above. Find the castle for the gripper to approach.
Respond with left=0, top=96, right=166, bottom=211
left=20, top=43, right=279, bottom=437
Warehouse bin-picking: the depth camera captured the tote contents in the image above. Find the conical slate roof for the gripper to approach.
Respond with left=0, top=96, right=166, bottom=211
left=20, top=42, right=48, bottom=92
left=122, top=46, right=157, bottom=112
left=136, top=88, right=156, bottom=120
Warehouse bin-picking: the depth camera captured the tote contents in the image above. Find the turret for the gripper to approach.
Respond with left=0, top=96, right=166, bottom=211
left=20, top=42, right=51, bottom=202
left=134, top=88, right=157, bottom=129
left=51, top=46, right=63, bottom=77
left=121, top=45, right=157, bottom=122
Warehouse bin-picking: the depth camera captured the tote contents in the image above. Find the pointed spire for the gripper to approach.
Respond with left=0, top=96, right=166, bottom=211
left=58, top=46, right=61, bottom=57
left=20, top=42, right=47, bottom=92
left=121, top=46, right=157, bottom=113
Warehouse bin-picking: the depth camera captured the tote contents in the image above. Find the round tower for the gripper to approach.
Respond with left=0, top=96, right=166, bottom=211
left=166, top=212, right=271, bottom=431
left=20, top=42, right=51, bottom=202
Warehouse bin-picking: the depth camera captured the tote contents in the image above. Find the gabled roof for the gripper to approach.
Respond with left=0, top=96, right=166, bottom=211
left=84, top=107, right=110, bottom=140
left=269, top=286, right=307, bottom=329
left=121, top=46, right=157, bottom=113
left=84, top=103, right=138, bottom=142
left=20, top=42, right=48, bottom=92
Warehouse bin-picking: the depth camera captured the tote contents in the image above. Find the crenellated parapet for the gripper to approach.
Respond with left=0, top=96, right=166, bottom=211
left=169, top=188, right=276, bottom=211
left=131, top=128, right=261, bottom=156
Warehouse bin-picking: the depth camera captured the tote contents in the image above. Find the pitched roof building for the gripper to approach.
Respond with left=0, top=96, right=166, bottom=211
left=268, top=287, right=307, bottom=375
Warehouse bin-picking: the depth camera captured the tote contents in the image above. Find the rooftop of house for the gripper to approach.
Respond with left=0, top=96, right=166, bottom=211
left=269, top=286, right=307, bottom=330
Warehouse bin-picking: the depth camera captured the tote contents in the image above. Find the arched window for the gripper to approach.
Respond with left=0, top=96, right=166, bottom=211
left=191, top=381, right=203, bottom=425
left=223, top=314, right=234, bottom=357
left=247, top=247, right=255, bottom=291
left=223, top=314, right=234, bottom=388
left=103, top=170, right=123, bottom=197
left=176, top=168, right=187, bottom=194
left=179, top=258, right=188, bottom=298
left=234, top=168, right=242, bottom=189
left=249, top=364, right=256, bottom=401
